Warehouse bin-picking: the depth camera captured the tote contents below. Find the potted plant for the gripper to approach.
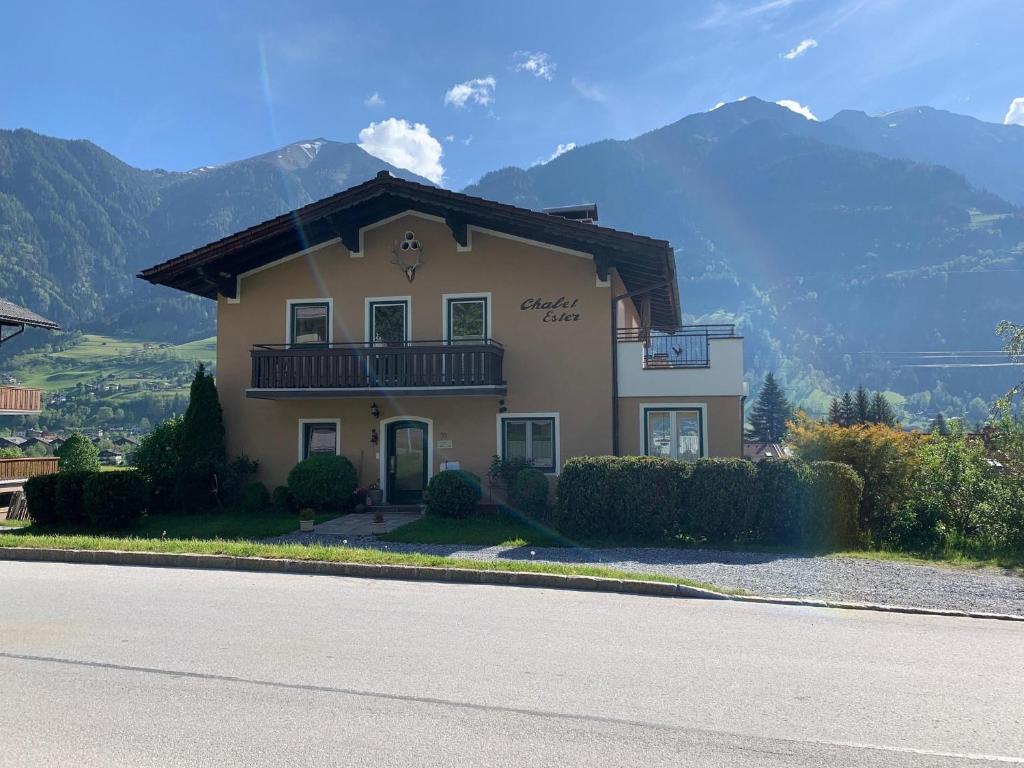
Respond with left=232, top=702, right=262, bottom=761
left=299, top=507, right=315, bottom=532
left=366, top=480, right=383, bottom=507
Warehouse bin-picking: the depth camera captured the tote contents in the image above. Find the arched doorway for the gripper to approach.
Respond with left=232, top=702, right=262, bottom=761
left=380, top=417, right=432, bottom=504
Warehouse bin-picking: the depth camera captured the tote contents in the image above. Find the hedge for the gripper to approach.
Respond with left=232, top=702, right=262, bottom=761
left=55, top=472, right=91, bottom=526
left=554, top=456, right=864, bottom=547
left=24, top=473, right=61, bottom=527
left=82, top=471, right=148, bottom=530
left=287, top=454, right=358, bottom=512
left=425, top=470, right=481, bottom=518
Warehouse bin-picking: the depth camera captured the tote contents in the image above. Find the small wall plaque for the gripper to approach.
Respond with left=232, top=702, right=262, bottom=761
left=437, top=439, right=454, bottom=449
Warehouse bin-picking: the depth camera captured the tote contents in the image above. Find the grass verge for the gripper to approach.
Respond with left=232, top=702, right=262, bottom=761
left=379, top=513, right=564, bottom=547
left=0, top=533, right=735, bottom=593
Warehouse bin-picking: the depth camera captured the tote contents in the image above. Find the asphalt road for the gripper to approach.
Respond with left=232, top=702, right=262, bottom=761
left=1, top=562, right=1022, bottom=767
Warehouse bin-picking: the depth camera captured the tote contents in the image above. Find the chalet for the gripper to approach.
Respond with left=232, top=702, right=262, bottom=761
left=98, top=448, right=125, bottom=466
left=139, top=173, right=746, bottom=502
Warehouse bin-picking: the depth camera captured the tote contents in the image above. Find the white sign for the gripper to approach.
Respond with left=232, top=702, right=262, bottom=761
left=437, top=439, right=454, bottom=449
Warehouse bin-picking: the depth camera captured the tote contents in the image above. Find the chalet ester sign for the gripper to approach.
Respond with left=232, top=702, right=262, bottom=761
left=520, top=296, right=580, bottom=323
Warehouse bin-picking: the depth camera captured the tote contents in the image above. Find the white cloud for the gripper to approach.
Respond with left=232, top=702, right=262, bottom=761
left=698, top=0, right=802, bottom=28
left=357, top=118, right=444, bottom=184
left=444, top=134, right=455, bottom=142
left=782, top=38, right=818, bottom=60
left=443, top=76, right=496, bottom=108
left=513, top=51, right=556, bottom=80
left=571, top=77, right=607, bottom=103
left=534, top=142, right=576, bottom=166
left=1004, top=97, right=1024, bottom=126
left=462, top=135, right=473, bottom=146
left=364, top=92, right=385, bottom=107
left=776, top=99, right=818, bottom=120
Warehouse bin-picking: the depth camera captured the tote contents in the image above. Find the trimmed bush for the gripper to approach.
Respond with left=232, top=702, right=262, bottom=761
left=425, top=470, right=482, bottom=518
left=555, top=456, right=689, bottom=539
left=755, top=459, right=812, bottom=544
left=805, top=461, right=863, bottom=547
left=56, top=432, right=100, bottom=473
left=82, top=471, right=147, bottom=530
left=511, top=467, right=549, bottom=518
left=683, top=459, right=759, bottom=541
left=272, top=485, right=295, bottom=513
left=240, top=481, right=270, bottom=514
left=55, top=471, right=91, bottom=526
left=132, top=417, right=183, bottom=513
left=287, top=454, right=358, bottom=512
left=24, top=473, right=61, bottom=527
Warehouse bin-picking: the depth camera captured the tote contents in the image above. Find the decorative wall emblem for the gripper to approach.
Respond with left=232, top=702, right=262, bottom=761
left=391, top=231, right=426, bottom=282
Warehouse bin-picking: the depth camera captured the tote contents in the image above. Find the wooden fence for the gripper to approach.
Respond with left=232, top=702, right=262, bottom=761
left=0, top=386, right=42, bottom=413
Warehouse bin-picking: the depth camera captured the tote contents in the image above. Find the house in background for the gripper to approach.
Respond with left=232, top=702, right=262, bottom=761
left=0, top=299, right=61, bottom=514
left=140, top=173, right=745, bottom=502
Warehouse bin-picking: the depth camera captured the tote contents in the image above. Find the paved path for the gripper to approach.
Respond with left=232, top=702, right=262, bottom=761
left=312, top=509, right=422, bottom=536
left=267, top=532, right=1024, bottom=615
left=2, top=561, right=1023, bottom=767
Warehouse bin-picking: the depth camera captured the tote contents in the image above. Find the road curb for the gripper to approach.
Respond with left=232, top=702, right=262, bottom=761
left=1, top=546, right=1021, bottom=622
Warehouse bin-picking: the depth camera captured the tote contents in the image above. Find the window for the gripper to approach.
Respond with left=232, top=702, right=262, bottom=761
left=643, top=407, right=703, bottom=461
left=299, top=420, right=339, bottom=460
left=447, top=296, right=488, bottom=343
left=500, top=415, right=557, bottom=471
left=289, top=301, right=330, bottom=345
left=367, top=299, right=409, bottom=345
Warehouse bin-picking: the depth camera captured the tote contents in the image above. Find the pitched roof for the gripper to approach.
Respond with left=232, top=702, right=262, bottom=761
left=138, top=172, right=681, bottom=326
left=0, top=299, right=60, bottom=331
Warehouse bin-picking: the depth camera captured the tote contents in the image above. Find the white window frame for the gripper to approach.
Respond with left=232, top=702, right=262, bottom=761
left=639, top=403, right=708, bottom=461
left=286, top=298, right=334, bottom=346
left=297, top=418, right=341, bottom=461
left=442, top=292, right=492, bottom=344
left=495, top=412, right=560, bottom=475
left=364, top=295, right=412, bottom=344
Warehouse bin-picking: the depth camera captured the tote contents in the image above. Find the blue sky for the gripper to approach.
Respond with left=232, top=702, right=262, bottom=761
left=3, top=0, right=1021, bottom=188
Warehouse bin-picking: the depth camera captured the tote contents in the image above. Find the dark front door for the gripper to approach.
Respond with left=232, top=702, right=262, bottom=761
left=386, top=420, right=428, bottom=504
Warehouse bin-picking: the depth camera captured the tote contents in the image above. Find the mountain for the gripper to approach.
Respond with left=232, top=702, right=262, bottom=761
left=467, top=98, right=1024, bottom=422
left=2, top=101, right=1022, bottom=424
left=0, top=129, right=431, bottom=340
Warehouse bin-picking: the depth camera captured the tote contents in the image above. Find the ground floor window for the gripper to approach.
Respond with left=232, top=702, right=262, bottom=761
left=499, top=414, right=558, bottom=472
left=299, top=419, right=340, bottom=460
left=643, top=407, right=703, bottom=461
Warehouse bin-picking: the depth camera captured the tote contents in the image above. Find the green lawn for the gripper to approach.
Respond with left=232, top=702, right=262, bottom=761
left=9, top=510, right=339, bottom=541
left=379, top=512, right=565, bottom=547
left=0, top=532, right=730, bottom=592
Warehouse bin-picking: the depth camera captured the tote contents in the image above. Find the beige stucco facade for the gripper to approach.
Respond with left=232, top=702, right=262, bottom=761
left=215, top=211, right=744, bottom=495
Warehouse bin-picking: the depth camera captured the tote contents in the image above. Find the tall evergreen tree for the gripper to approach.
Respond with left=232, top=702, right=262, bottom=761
left=839, top=392, right=856, bottom=427
left=868, top=392, right=898, bottom=426
left=931, top=412, right=950, bottom=435
left=853, top=385, right=871, bottom=425
left=827, top=397, right=843, bottom=425
left=176, top=364, right=227, bottom=507
left=745, top=372, right=793, bottom=442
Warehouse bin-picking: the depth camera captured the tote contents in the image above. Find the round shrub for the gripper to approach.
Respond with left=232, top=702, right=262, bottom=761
left=287, top=454, right=358, bottom=512
left=24, top=473, right=61, bottom=527
left=272, top=485, right=295, bottom=513
left=83, top=471, right=147, bottom=530
left=512, top=467, right=549, bottom=518
left=240, top=481, right=270, bottom=514
left=56, top=432, right=100, bottom=474
left=805, top=461, right=864, bottom=547
left=425, top=470, right=481, bottom=518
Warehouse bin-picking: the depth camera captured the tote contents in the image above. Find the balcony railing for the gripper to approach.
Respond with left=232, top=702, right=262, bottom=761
left=616, top=324, right=738, bottom=369
left=250, top=340, right=506, bottom=396
left=0, top=386, right=42, bottom=413
left=0, top=456, right=59, bottom=483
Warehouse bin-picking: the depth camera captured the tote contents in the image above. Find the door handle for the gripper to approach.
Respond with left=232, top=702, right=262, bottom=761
left=389, top=456, right=396, bottom=472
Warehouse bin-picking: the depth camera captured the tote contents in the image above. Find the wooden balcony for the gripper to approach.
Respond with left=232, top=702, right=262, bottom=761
left=0, top=456, right=59, bottom=486
left=248, top=340, right=507, bottom=399
left=0, top=386, right=42, bottom=414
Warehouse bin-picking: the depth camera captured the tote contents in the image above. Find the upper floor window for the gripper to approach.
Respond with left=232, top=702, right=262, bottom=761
left=289, top=301, right=330, bottom=345
left=447, top=296, right=488, bottom=343
left=368, top=299, right=409, bottom=346
left=643, top=407, right=703, bottom=462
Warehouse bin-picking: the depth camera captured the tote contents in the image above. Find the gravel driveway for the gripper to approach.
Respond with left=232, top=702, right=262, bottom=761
left=266, top=531, right=1024, bottom=616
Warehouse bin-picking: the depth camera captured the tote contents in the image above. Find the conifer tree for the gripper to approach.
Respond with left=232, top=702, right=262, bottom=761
left=868, top=391, right=898, bottom=426
left=839, top=392, right=856, bottom=426
left=931, top=412, right=950, bottom=435
left=827, top=397, right=843, bottom=425
left=745, top=372, right=793, bottom=442
left=853, top=385, right=871, bottom=425
left=176, top=364, right=227, bottom=507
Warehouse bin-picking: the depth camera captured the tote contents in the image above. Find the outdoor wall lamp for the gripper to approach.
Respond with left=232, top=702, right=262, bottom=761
left=370, top=428, right=379, bottom=444
left=370, top=402, right=380, bottom=419
left=498, top=399, right=507, bottom=414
